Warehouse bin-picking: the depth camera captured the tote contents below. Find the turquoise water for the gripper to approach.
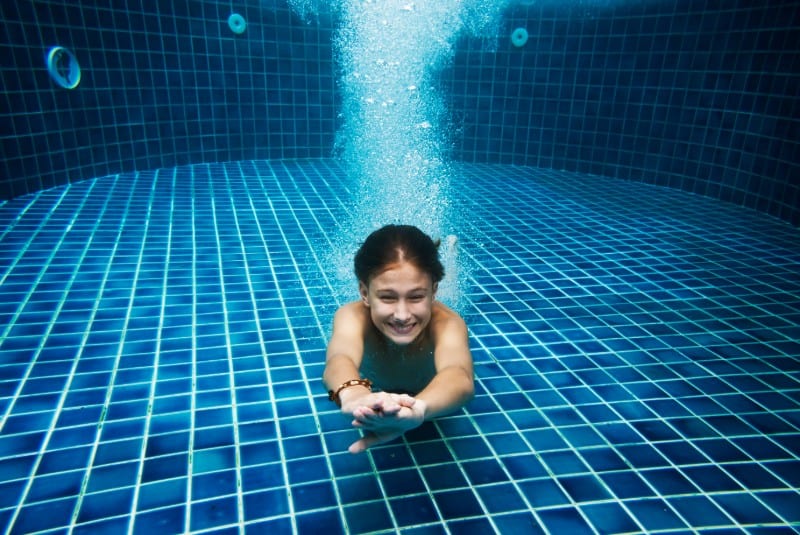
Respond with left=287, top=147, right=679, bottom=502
left=1, top=159, right=798, bottom=533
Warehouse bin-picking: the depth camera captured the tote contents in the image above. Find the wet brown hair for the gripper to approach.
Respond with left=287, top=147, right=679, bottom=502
left=354, top=224, right=444, bottom=285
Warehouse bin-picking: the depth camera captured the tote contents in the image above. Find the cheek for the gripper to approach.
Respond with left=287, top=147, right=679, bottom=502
left=412, top=301, right=433, bottom=319
left=368, top=303, right=389, bottom=321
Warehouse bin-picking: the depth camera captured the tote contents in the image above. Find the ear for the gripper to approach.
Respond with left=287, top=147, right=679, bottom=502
left=432, top=282, right=438, bottom=299
left=359, top=281, right=369, bottom=306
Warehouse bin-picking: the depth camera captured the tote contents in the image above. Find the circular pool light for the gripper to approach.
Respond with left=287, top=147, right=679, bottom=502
left=46, top=46, right=81, bottom=89
left=511, top=27, right=529, bottom=48
left=228, top=13, right=247, bottom=34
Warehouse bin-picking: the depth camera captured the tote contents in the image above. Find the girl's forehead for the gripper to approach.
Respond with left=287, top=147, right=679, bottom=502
left=369, top=261, right=432, bottom=287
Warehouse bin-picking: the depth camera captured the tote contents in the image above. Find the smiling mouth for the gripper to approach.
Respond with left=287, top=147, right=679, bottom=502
left=388, top=322, right=416, bottom=336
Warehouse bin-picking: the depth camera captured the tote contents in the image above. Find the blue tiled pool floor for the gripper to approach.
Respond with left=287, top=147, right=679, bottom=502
left=1, top=159, right=799, bottom=534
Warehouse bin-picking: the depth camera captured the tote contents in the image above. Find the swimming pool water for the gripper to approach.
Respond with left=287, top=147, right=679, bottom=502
left=1, top=160, right=799, bottom=533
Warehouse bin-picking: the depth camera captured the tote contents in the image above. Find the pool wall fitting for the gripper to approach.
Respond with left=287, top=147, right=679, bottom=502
left=228, top=13, right=247, bottom=34
left=511, top=27, right=529, bottom=47
left=1, top=1, right=798, bottom=226
left=45, top=46, right=82, bottom=89
left=0, top=2, right=338, bottom=199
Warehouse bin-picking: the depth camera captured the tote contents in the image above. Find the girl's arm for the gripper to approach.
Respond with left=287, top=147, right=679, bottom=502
left=324, top=302, right=409, bottom=414
left=415, top=310, right=474, bottom=419
left=323, top=302, right=372, bottom=407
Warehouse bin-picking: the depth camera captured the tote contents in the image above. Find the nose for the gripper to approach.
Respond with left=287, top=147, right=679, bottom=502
left=393, top=299, right=411, bottom=322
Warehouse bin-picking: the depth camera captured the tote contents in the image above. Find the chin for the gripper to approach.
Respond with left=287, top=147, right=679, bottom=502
left=385, top=333, right=417, bottom=346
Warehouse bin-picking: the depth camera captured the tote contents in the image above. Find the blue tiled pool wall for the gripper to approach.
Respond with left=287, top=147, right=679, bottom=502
left=0, top=1, right=338, bottom=199
left=1, top=0, right=799, bottom=225
left=444, top=0, right=800, bottom=226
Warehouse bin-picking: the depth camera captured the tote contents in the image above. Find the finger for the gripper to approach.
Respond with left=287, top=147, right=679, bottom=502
left=389, top=393, right=415, bottom=407
left=352, top=410, right=386, bottom=429
left=348, top=430, right=401, bottom=454
left=398, top=394, right=416, bottom=406
left=379, top=401, right=401, bottom=415
left=352, top=416, right=384, bottom=430
left=352, top=406, right=378, bottom=419
left=348, top=439, right=368, bottom=454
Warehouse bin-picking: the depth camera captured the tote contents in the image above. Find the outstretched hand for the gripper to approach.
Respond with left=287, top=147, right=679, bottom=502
left=341, top=392, right=426, bottom=453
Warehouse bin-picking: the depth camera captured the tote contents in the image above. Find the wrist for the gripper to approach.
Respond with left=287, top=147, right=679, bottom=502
left=328, top=378, right=372, bottom=407
left=414, top=398, right=428, bottom=421
left=338, top=386, right=371, bottom=410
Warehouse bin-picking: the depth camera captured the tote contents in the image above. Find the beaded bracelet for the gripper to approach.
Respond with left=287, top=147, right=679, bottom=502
left=328, top=378, right=372, bottom=407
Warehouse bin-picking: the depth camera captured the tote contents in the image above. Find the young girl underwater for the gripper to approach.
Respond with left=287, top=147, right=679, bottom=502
left=324, top=224, right=474, bottom=453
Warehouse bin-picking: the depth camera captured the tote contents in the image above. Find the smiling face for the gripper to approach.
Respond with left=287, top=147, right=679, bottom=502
left=360, top=260, right=437, bottom=346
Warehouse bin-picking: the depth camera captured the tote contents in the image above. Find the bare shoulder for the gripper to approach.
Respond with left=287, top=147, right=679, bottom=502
left=430, top=301, right=472, bottom=375
left=432, top=301, right=467, bottom=330
left=430, top=301, right=468, bottom=339
left=327, top=300, right=370, bottom=365
left=332, top=300, right=370, bottom=336
left=335, top=300, right=368, bottom=320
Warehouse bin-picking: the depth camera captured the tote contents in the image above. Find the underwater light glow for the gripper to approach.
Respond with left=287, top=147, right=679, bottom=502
left=285, top=0, right=511, bottom=306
